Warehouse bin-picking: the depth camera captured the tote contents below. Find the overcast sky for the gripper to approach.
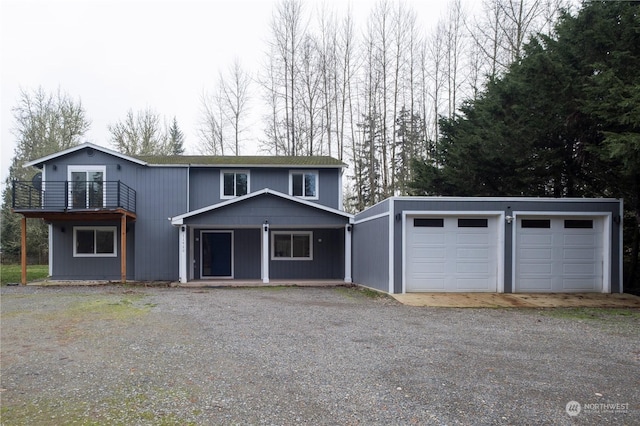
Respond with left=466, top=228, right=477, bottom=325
left=1, top=0, right=453, bottom=185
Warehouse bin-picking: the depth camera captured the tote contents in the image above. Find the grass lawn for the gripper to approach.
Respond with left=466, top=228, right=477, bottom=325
left=0, top=264, right=49, bottom=285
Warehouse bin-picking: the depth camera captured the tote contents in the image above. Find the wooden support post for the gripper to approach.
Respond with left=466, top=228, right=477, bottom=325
left=21, top=216, right=27, bottom=285
left=121, top=214, right=127, bottom=283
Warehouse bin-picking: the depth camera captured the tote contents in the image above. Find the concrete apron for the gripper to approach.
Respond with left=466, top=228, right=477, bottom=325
left=392, top=292, right=640, bottom=308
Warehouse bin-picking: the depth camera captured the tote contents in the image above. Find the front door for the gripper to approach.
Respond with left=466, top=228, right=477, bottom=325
left=201, top=231, right=233, bottom=278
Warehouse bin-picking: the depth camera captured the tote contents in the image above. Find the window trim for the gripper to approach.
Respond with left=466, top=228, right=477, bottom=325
left=271, top=231, right=313, bottom=261
left=289, top=170, right=319, bottom=200
left=73, top=226, right=117, bottom=257
left=67, top=165, right=106, bottom=209
left=220, top=170, right=250, bottom=199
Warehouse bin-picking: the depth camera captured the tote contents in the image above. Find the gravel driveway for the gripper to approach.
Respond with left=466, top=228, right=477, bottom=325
left=1, top=285, right=638, bottom=425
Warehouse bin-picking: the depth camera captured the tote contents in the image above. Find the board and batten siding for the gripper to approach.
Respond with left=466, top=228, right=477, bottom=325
left=50, top=220, right=135, bottom=280
left=188, top=167, right=342, bottom=211
left=183, top=193, right=348, bottom=227
left=352, top=213, right=391, bottom=292
left=353, top=197, right=623, bottom=294
left=132, top=167, right=188, bottom=280
left=269, top=228, right=345, bottom=280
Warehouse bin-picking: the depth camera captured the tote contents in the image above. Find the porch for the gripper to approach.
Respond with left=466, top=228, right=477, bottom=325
left=176, top=279, right=349, bottom=288
left=11, top=180, right=137, bottom=285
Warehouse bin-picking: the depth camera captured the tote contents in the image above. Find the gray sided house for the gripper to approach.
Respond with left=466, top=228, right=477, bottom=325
left=13, top=143, right=623, bottom=294
left=352, top=197, right=623, bottom=294
left=13, top=143, right=353, bottom=284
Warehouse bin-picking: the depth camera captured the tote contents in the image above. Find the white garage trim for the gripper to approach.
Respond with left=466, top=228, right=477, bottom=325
left=511, top=211, right=611, bottom=293
left=402, top=211, right=505, bottom=294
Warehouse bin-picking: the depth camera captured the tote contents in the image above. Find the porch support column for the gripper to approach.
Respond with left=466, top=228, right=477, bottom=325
left=179, top=225, right=187, bottom=284
left=120, top=214, right=127, bottom=283
left=344, top=223, right=352, bottom=283
left=262, top=223, right=269, bottom=283
left=21, top=216, right=27, bottom=285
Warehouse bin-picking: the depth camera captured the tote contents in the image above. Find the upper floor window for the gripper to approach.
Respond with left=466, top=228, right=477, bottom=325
left=68, top=165, right=106, bottom=209
left=221, top=170, right=249, bottom=198
left=290, top=171, right=318, bottom=199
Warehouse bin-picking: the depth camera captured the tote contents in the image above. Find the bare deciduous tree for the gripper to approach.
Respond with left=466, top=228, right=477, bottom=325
left=109, top=108, right=170, bottom=156
left=218, top=58, right=251, bottom=155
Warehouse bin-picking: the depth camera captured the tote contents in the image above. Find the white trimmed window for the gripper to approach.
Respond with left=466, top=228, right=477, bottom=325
left=289, top=171, right=318, bottom=199
left=68, top=165, right=106, bottom=209
left=271, top=231, right=313, bottom=260
left=73, top=226, right=117, bottom=257
left=221, top=170, right=249, bottom=198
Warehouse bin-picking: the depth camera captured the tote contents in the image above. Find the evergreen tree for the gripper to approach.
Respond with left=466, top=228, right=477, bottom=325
left=409, top=1, right=640, bottom=289
left=168, top=117, right=185, bottom=155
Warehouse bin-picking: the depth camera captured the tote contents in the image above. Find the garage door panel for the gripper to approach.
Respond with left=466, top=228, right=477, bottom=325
left=519, top=263, right=552, bottom=274
left=413, top=262, right=445, bottom=274
left=521, top=248, right=552, bottom=260
left=457, top=248, right=489, bottom=259
left=563, top=263, right=596, bottom=274
left=406, top=216, right=498, bottom=292
left=456, top=262, right=490, bottom=274
left=516, top=216, right=603, bottom=293
left=457, top=233, right=489, bottom=244
left=564, top=234, right=596, bottom=245
left=457, top=278, right=495, bottom=290
left=411, top=278, right=445, bottom=291
left=519, top=278, right=552, bottom=291
left=563, top=248, right=596, bottom=260
left=563, top=278, right=598, bottom=290
left=412, top=247, right=446, bottom=259
left=520, top=234, right=552, bottom=245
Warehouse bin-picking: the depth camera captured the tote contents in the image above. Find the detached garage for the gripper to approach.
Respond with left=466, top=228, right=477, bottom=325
left=352, top=197, right=622, bottom=294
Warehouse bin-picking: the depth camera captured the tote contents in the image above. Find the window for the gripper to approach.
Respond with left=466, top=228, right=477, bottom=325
left=414, top=218, right=444, bottom=227
left=271, top=232, right=313, bottom=260
left=521, top=219, right=551, bottom=228
left=68, top=166, right=105, bottom=209
left=458, top=218, right=488, bottom=228
left=290, top=171, right=318, bottom=199
left=74, top=226, right=117, bottom=257
left=221, top=171, right=249, bottom=198
left=565, top=219, right=593, bottom=229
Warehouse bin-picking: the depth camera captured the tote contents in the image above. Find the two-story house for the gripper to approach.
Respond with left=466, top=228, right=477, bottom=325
left=12, top=142, right=624, bottom=294
left=13, top=143, right=353, bottom=284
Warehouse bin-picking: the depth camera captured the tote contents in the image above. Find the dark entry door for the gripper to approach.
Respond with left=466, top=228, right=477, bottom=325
left=201, top=231, right=233, bottom=278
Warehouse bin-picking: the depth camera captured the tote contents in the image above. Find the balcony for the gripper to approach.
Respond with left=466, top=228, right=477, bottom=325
left=12, top=180, right=136, bottom=221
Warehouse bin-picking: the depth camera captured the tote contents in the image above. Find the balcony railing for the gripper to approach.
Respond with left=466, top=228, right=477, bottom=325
left=12, top=180, right=136, bottom=214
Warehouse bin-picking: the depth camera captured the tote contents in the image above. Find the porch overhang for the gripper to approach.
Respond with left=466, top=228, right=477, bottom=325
left=13, top=208, right=136, bottom=286
left=169, top=188, right=353, bottom=226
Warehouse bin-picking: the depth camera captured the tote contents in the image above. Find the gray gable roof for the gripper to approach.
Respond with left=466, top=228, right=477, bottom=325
left=136, top=155, right=346, bottom=168
left=23, top=142, right=346, bottom=169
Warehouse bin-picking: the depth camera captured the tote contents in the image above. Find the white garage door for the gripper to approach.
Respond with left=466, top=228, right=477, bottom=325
left=405, top=216, right=499, bottom=292
left=515, top=217, right=603, bottom=292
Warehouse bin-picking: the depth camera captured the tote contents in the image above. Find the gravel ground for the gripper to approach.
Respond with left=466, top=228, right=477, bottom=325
left=1, top=285, right=638, bottom=425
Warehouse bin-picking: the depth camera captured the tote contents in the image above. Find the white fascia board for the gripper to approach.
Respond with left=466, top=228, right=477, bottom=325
left=23, top=142, right=147, bottom=168
left=390, top=196, right=621, bottom=203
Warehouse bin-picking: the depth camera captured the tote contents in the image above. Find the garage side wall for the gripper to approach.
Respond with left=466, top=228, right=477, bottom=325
left=352, top=214, right=390, bottom=292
